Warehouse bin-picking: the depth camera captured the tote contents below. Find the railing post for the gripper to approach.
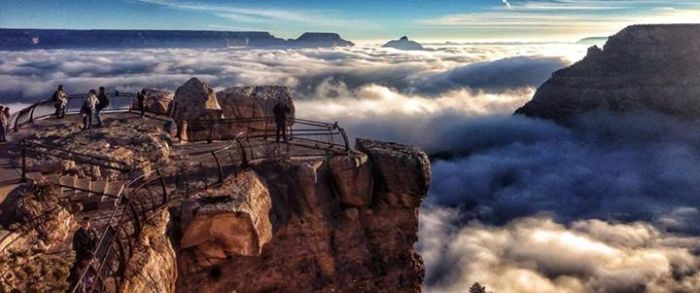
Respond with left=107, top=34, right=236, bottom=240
left=212, top=152, right=224, bottom=184
left=21, top=146, right=26, bottom=182
left=208, top=121, right=213, bottom=144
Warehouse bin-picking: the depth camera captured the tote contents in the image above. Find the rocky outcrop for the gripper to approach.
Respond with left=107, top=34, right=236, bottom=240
left=177, top=139, right=429, bottom=292
left=382, top=36, right=424, bottom=51
left=179, top=171, right=272, bottom=268
left=173, top=78, right=221, bottom=123
left=289, top=32, right=355, bottom=48
left=516, top=24, right=700, bottom=121
left=120, top=209, right=177, bottom=293
left=217, top=86, right=295, bottom=120
left=142, top=89, right=174, bottom=116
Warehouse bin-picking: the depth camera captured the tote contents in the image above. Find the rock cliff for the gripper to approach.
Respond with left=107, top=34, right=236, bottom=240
left=288, top=32, right=355, bottom=48
left=177, top=139, right=428, bottom=292
left=382, top=36, right=425, bottom=51
left=516, top=24, right=700, bottom=121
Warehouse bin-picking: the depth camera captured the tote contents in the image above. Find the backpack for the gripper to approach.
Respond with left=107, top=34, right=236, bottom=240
left=98, top=93, right=110, bottom=109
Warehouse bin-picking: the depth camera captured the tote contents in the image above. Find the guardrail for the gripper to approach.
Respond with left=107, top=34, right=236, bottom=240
left=20, top=140, right=134, bottom=182
left=71, top=170, right=168, bottom=293
left=9, top=92, right=175, bottom=132
left=187, top=117, right=350, bottom=152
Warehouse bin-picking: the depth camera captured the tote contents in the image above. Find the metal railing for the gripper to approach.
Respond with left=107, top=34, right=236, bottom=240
left=71, top=170, right=168, bottom=293
left=9, top=92, right=175, bottom=132
left=21, top=140, right=133, bottom=182
left=187, top=117, right=350, bottom=152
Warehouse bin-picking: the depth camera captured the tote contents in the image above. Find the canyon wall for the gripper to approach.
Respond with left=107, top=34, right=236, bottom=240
left=516, top=24, right=700, bottom=121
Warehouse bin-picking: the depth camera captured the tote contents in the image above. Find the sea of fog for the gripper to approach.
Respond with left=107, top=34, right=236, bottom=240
left=4, top=43, right=700, bottom=292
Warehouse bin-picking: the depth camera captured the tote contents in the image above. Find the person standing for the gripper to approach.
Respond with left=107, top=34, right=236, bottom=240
left=95, top=87, right=109, bottom=127
left=81, top=90, right=99, bottom=129
left=72, top=217, right=98, bottom=262
left=273, top=98, right=291, bottom=143
left=0, top=106, right=6, bottom=142
left=52, top=85, right=68, bottom=118
left=137, top=89, right=147, bottom=117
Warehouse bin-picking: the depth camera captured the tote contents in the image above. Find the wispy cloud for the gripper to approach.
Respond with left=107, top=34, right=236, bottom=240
left=501, top=0, right=512, bottom=9
left=420, top=0, right=700, bottom=40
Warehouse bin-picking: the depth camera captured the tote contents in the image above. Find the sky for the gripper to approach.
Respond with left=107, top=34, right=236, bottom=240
left=1, top=0, right=700, bottom=42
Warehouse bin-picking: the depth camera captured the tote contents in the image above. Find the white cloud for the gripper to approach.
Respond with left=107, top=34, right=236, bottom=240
left=419, top=210, right=700, bottom=293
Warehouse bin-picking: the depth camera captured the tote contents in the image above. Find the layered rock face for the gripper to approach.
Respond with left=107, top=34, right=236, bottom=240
left=516, top=24, right=700, bottom=121
left=382, top=36, right=425, bottom=51
left=142, top=89, right=174, bottom=116
left=177, top=139, right=429, bottom=292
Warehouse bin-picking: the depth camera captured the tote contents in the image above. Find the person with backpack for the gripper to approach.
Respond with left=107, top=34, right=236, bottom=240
left=81, top=89, right=99, bottom=129
left=52, top=85, right=68, bottom=118
left=95, top=86, right=109, bottom=127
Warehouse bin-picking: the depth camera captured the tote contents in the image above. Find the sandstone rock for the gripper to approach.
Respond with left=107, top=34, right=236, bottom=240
left=516, top=24, right=700, bottom=121
left=382, top=36, right=424, bottom=51
left=121, top=209, right=177, bottom=293
left=356, top=138, right=430, bottom=208
left=180, top=171, right=272, bottom=264
left=172, top=77, right=222, bottom=123
left=217, top=86, right=295, bottom=120
left=329, top=153, right=373, bottom=207
left=142, top=88, right=174, bottom=115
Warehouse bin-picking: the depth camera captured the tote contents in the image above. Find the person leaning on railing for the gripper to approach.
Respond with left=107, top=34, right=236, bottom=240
left=52, top=84, right=68, bottom=119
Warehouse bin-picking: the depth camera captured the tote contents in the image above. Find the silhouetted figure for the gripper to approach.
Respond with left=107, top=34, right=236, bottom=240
left=137, top=89, right=147, bottom=117
left=68, top=251, right=95, bottom=293
left=0, top=106, right=6, bottom=142
left=95, top=86, right=109, bottom=127
left=72, top=217, right=98, bottom=261
left=273, top=99, right=291, bottom=143
left=52, top=85, right=68, bottom=118
left=81, top=90, right=99, bottom=129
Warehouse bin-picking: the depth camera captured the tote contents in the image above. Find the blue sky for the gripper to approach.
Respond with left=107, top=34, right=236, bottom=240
left=1, top=0, right=699, bottom=41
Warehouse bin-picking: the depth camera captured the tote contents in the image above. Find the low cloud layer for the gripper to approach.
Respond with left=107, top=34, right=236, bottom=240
left=0, top=44, right=580, bottom=105
left=420, top=209, right=700, bottom=293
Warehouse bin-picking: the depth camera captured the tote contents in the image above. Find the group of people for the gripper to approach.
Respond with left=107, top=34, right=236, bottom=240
left=51, top=85, right=148, bottom=129
left=0, top=105, right=10, bottom=143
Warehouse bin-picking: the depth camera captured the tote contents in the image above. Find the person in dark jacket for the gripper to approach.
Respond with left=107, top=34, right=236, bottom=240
left=68, top=252, right=95, bottom=293
left=95, top=87, right=109, bottom=127
left=72, top=217, right=98, bottom=261
left=137, top=89, right=147, bottom=117
left=273, top=98, right=291, bottom=143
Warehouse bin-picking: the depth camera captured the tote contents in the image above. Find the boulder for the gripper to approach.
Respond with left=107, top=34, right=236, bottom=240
left=356, top=138, right=430, bottom=208
left=328, top=153, right=373, bottom=207
left=141, top=89, right=174, bottom=115
left=180, top=171, right=272, bottom=264
left=172, top=77, right=222, bottom=122
left=217, top=86, right=295, bottom=120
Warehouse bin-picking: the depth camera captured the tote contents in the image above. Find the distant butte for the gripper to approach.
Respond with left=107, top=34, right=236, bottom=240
left=382, top=36, right=425, bottom=50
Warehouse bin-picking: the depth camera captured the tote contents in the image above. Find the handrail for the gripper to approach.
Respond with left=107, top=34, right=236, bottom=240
left=187, top=117, right=351, bottom=152
left=9, top=91, right=175, bottom=132
left=21, top=140, right=133, bottom=182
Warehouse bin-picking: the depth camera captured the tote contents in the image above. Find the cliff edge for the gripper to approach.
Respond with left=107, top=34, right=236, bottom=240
left=516, top=24, right=700, bottom=121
